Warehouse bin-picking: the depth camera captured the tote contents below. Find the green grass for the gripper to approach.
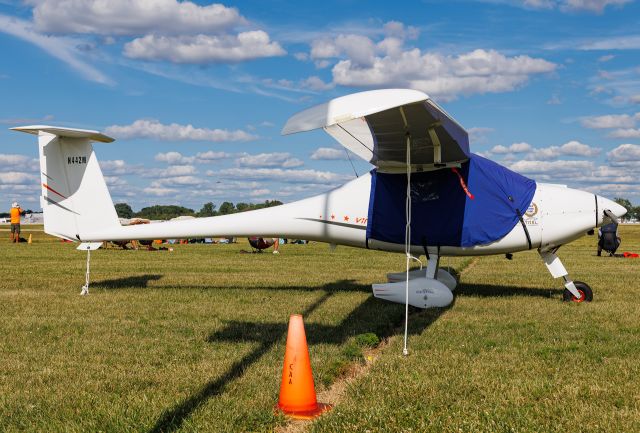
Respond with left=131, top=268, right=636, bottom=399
left=311, top=225, right=640, bottom=433
left=0, top=225, right=639, bottom=432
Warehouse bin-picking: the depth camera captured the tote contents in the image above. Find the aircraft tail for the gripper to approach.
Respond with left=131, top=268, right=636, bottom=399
left=12, top=125, right=120, bottom=240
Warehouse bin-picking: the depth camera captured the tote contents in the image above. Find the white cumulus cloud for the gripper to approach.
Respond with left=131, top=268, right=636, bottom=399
left=155, top=151, right=194, bottom=165
left=235, top=152, right=304, bottom=168
left=249, top=188, right=270, bottom=197
left=165, top=165, right=197, bottom=177
left=100, top=160, right=144, bottom=176
left=31, top=0, right=246, bottom=35
left=607, top=143, right=640, bottom=162
left=0, top=153, right=38, bottom=170
left=304, top=22, right=556, bottom=101
left=155, top=150, right=231, bottom=164
left=124, top=31, right=286, bottom=64
left=151, top=174, right=201, bottom=186
left=218, top=167, right=350, bottom=184
left=581, top=112, right=640, bottom=129
left=310, top=147, right=348, bottom=160
left=527, top=141, right=601, bottom=160
left=561, top=0, right=632, bottom=13
left=509, top=159, right=594, bottom=174
left=609, top=128, right=640, bottom=138
left=523, top=0, right=631, bottom=12
left=143, top=186, right=178, bottom=197
left=491, top=141, right=600, bottom=160
left=105, top=119, right=257, bottom=142
left=491, top=142, right=533, bottom=154
left=331, top=47, right=555, bottom=101
left=0, top=171, right=39, bottom=185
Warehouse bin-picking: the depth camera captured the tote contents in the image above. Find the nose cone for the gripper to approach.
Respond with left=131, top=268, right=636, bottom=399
left=598, top=196, right=628, bottom=219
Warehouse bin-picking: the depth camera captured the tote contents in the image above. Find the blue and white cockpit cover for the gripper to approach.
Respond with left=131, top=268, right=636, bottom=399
left=366, top=154, right=536, bottom=248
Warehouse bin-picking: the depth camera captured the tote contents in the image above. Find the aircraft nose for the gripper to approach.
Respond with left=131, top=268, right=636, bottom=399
left=598, top=196, right=627, bottom=219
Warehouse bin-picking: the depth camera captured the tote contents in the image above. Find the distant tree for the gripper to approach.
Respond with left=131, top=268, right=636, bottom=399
left=233, top=200, right=282, bottom=213
left=114, top=203, right=134, bottom=219
left=124, top=199, right=284, bottom=220
left=263, top=200, right=283, bottom=208
left=218, top=201, right=236, bottom=215
left=198, top=202, right=217, bottom=217
left=235, top=202, right=250, bottom=212
left=135, top=205, right=195, bottom=220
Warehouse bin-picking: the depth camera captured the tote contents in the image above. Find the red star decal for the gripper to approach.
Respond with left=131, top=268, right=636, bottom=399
left=343, top=215, right=349, bottom=222
left=331, top=214, right=335, bottom=220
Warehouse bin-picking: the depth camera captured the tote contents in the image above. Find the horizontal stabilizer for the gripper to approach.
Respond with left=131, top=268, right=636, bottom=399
left=77, top=242, right=103, bottom=251
left=11, top=125, right=114, bottom=143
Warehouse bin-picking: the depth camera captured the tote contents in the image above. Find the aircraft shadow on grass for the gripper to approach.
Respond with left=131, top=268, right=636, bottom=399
left=148, top=280, right=448, bottom=433
left=92, top=275, right=373, bottom=293
left=94, top=275, right=557, bottom=431
left=93, top=274, right=163, bottom=289
left=92, top=272, right=562, bottom=299
left=456, top=283, right=563, bottom=298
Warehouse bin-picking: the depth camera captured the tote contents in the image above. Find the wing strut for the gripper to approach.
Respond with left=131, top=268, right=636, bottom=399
left=427, top=122, right=442, bottom=166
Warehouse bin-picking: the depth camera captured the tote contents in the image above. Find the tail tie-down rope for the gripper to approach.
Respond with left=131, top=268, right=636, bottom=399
left=451, top=167, right=474, bottom=200
left=402, top=134, right=422, bottom=356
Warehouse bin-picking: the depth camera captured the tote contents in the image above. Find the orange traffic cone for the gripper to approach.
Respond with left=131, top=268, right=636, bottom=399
left=27, top=234, right=32, bottom=244
left=277, top=314, right=331, bottom=419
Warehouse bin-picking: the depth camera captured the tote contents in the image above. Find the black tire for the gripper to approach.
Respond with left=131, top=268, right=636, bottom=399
left=562, top=281, right=593, bottom=303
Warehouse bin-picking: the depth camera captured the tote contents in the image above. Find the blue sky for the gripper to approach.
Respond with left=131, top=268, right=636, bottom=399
left=1, top=0, right=639, bottom=212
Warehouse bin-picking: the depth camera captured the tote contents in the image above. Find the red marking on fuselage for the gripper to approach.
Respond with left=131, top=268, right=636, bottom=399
left=43, top=183, right=67, bottom=200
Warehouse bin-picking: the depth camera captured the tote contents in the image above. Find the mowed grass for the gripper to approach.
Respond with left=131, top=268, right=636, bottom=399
left=312, top=225, right=640, bottom=433
left=0, top=225, right=639, bottom=432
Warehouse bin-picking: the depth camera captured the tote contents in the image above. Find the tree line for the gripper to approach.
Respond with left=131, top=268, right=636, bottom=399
left=113, top=200, right=283, bottom=221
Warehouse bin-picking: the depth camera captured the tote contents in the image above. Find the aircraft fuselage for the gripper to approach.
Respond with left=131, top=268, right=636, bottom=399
left=84, top=171, right=621, bottom=258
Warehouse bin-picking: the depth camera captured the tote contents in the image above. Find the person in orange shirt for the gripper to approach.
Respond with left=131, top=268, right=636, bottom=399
left=10, top=202, right=23, bottom=243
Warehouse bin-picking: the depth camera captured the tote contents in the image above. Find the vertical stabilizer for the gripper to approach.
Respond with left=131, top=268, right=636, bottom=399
left=12, top=125, right=120, bottom=240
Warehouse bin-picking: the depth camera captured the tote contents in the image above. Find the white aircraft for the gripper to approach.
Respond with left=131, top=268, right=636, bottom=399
left=13, top=89, right=626, bottom=306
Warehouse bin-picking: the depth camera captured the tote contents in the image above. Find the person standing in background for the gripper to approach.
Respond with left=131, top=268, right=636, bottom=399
left=10, top=202, right=23, bottom=243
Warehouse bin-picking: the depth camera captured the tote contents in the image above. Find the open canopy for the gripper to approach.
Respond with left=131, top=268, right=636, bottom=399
left=282, top=89, right=470, bottom=173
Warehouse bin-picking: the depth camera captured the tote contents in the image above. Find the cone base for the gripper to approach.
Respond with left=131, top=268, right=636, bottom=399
left=276, top=402, right=332, bottom=420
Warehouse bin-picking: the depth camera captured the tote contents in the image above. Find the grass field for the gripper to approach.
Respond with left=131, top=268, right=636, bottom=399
left=1, top=225, right=639, bottom=432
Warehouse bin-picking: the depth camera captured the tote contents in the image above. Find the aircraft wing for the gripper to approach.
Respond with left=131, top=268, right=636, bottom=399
left=282, top=89, right=470, bottom=173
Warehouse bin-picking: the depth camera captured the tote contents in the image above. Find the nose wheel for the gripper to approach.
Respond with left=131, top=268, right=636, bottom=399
left=562, top=281, right=593, bottom=303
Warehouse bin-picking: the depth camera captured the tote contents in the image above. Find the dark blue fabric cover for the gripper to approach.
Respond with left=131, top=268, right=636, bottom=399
left=366, top=154, right=536, bottom=247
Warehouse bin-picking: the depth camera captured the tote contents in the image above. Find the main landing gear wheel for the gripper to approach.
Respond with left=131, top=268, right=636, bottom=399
left=562, top=281, right=593, bottom=303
